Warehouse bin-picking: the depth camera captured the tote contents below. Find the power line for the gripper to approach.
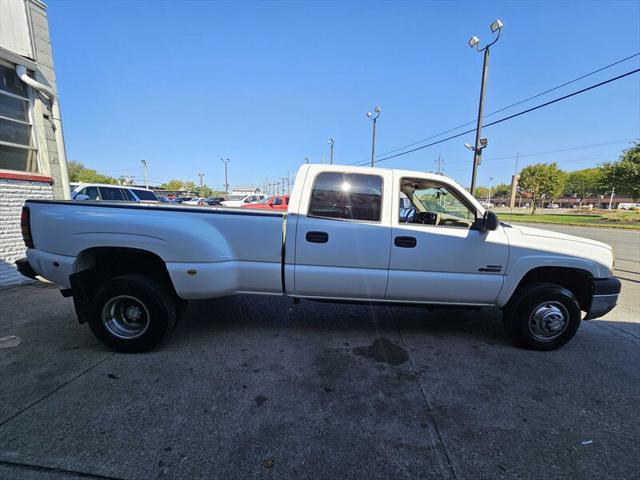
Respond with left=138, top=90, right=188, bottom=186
left=359, top=52, right=640, bottom=162
left=356, top=67, right=640, bottom=166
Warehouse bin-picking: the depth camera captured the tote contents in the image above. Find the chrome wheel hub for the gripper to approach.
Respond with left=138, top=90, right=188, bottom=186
left=102, top=295, right=150, bottom=340
left=529, top=301, right=569, bottom=341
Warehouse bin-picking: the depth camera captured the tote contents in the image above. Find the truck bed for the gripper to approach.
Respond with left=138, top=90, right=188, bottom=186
left=25, top=200, right=286, bottom=299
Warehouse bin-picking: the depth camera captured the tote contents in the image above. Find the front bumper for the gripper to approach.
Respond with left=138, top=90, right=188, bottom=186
left=584, top=277, right=621, bottom=320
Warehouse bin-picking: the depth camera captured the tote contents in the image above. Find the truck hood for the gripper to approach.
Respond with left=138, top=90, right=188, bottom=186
left=513, top=224, right=612, bottom=250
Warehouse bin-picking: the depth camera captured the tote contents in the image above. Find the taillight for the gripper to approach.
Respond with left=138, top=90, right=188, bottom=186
left=20, top=206, right=34, bottom=248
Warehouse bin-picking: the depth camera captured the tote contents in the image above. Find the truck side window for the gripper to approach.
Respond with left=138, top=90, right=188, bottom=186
left=308, top=172, right=382, bottom=222
left=273, top=197, right=282, bottom=206
left=399, top=177, right=476, bottom=228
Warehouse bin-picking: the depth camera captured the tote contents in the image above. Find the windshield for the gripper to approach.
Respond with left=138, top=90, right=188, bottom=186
left=131, top=189, right=158, bottom=201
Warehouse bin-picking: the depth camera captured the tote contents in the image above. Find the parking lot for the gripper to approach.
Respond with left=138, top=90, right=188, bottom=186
left=0, top=225, right=638, bottom=480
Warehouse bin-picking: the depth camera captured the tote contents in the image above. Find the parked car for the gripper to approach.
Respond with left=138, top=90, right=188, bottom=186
left=241, top=195, right=289, bottom=211
left=17, top=164, right=620, bottom=353
left=182, top=197, right=208, bottom=206
left=618, top=203, right=640, bottom=210
left=71, top=184, right=159, bottom=203
left=221, top=193, right=267, bottom=207
left=205, top=197, right=225, bottom=206
left=479, top=201, right=494, bottom=209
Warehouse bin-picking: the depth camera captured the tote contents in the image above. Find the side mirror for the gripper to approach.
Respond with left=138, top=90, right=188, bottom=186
left=74, top=194, right=90, bottom=201
left=472, top=210, right=499, bottom=232
left=485, top=210, right=499, bottom=231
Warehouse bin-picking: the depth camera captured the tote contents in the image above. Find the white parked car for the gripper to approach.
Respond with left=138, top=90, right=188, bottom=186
left=71, top=183, right=159, bottom=203
left=618, top=203, right=640, bottom=210
left=182, top=197, right=207, bottom=206
left=17, top=164, right=620, bottom=352
left=221, top=193, right=267, bottom=207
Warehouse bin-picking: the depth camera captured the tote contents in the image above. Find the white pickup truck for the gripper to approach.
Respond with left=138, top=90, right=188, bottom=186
left=17, top=164, right=620, bottom=352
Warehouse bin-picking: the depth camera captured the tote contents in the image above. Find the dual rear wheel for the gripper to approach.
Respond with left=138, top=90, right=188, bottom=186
left=87, top=274, right=177, bottom=353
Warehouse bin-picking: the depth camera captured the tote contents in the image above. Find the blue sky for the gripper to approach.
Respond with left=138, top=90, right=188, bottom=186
left=48, top=0, right=639, bottom=190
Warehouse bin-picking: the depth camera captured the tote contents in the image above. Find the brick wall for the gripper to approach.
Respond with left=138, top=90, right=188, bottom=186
left=0, top=178, right=53, bottom=286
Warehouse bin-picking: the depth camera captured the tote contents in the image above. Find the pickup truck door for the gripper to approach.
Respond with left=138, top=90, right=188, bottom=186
left=292, top=170, right=392, bottom=299
left=386, top=174, right=509, bottom=305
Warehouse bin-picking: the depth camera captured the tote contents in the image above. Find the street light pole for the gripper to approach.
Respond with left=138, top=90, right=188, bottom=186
left=140, top=160, right=149, bottom=189
left=197, top=173, right=205, bottom=195
left=221, top=158, right=230, bottom=195
left=488, top=176, right=494, bottom=204
left=367, top=106, right=381, bottom=167
left=468, top=19, right=503, bottom=195
left=328, top=138, right=335, bottom=164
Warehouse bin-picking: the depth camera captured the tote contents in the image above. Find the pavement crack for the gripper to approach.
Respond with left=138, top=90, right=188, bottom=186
left=0, top=459, right=125, bottom=479
left=0, top=352, right=116, bottom=429
left=389, top=306, right=459, bottom=480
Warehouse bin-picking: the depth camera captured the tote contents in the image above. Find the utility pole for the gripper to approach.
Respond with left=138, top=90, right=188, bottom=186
left=467, top=19, right=503, bottom=195
left=286, top=172, right=290, bottom=194
left=305, top=157, right=309, bottom=164
left=609, top=187, right=615, bottom=210
left=328, top=138, right=335, bottom=164
left=435, top=155, right=444, bottom=174
left=140, top=160, right=149, bottom=189
left=221, top=158, right=230, bottom=195
left=197, top=173, right=205, bottom=195
left=367, top=106, right=381, bottom=167
left=488, top=176, right=494, bottom=204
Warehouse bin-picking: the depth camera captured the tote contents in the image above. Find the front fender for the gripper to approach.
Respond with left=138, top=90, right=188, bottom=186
left=497, top=255, right=604, bottom=307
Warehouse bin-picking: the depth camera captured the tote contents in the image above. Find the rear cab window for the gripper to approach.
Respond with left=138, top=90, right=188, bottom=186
left=308, top=172, right=383, bottom=222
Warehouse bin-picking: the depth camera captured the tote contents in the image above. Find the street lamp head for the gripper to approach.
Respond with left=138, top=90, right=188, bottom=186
left=464, top=143, right=474, bottom=150
left=468, top=36, right=480, bottom=49
left=479, top=137, right=488, bottom=148
left=374, top=106, right=381, bottom=114
left=140, top=159, right=147, bottom=166
left=328, top=138, right=335, bottom=145
left=490, top=19, right=504, bottom=33
left=366, top=112, right=372, bottom=119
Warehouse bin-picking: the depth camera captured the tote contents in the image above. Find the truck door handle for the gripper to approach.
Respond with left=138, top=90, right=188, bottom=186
left=395, top=236, right=417, bottom=248
left=306, top=231, right=329, bottom=243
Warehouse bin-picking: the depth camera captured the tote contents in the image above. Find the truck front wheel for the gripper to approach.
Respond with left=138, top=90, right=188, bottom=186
left=503, top=282, right=581, bottom=351
left=87, top=274, right=177, bottom=353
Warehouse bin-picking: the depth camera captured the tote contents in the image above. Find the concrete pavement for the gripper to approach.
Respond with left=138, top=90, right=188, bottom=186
left=0, top=225, right=638, bottom=479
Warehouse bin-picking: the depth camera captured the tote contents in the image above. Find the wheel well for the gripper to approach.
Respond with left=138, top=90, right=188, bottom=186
left=74, top=247, right=176, bottom=295
left=513, top=267, right=593, bottom=311
left=70, top=247, right=178, bottom=324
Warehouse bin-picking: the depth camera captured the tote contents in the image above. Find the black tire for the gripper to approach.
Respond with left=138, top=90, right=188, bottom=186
left=502, top=282, right=581, bottom=351
left=87, top=274, right=176, bottom=353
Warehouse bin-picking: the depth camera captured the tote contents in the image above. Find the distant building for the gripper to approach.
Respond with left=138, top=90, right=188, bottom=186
left=231, top=186, right=261, bottom=196
left=0, top=0, right=68, bottom=285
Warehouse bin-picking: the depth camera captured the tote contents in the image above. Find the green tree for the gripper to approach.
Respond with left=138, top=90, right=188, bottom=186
left=563, top=168, right=603, bottom=206
left=160, top=179, right=185, bottom=191
left=493, top=183, right=511, bottom=198
left=474, top=186, right=490, bottom=200
left=602, top=141, right=640, bottom=200
left=518, top=163, right=565, bottom=214
left=67, top=160, right=117, bottom=184
left=183, top=181, right=198, bottom=194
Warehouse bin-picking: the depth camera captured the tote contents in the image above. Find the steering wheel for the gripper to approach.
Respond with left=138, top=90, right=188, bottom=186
left=413, top=211, right=439, bottom=225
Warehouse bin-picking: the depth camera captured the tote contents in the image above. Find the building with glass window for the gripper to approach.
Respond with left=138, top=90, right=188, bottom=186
left=0, top=0, right=68, bottom=285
